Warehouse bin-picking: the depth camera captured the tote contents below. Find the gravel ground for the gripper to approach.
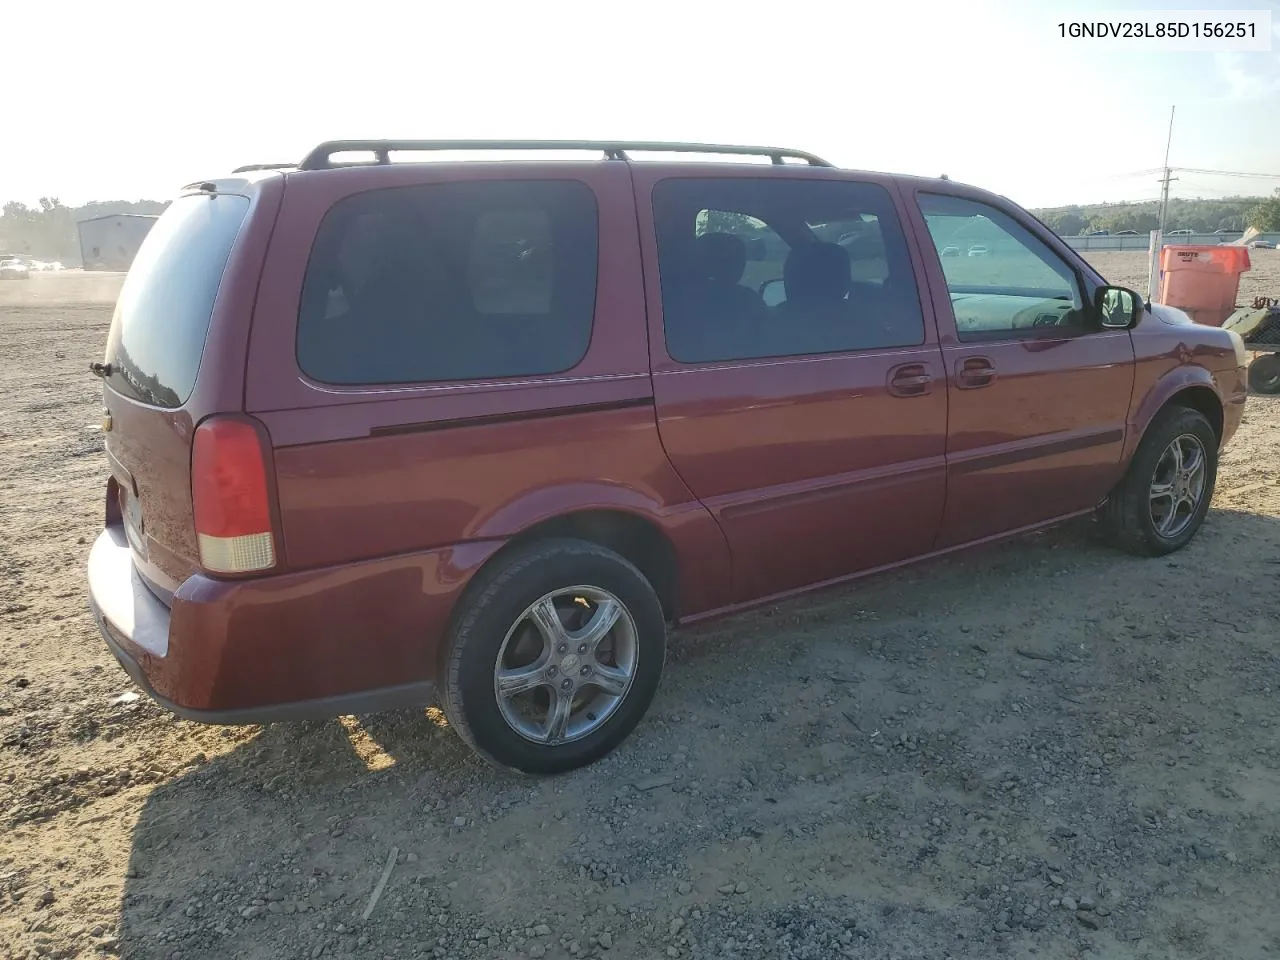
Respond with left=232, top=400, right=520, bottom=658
left=2, top=255, right=1279, bottom=960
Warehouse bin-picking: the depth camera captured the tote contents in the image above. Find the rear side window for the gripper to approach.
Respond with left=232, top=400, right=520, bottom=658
left=652, top=178, right=924, bottom=363
left=103, top=193, right=249, bottom=408
left=296, top=180, right=598, bottom=385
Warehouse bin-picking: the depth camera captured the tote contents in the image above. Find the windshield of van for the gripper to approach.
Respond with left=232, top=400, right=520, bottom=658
left=102, top=193, right=249, bottom=408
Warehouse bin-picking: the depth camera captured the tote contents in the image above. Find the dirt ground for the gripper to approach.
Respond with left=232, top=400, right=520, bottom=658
left=2, top=253, right=1279, bottom=960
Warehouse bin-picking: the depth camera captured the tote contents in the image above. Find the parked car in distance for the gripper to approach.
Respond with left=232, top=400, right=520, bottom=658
left=87, top=140, right=1250, bottom=774
left=0, top=257, right=30, bottom=280
left=967, top=244, right=988, bottom=256
left=940, top=245, right=961, bottom=257
left=1249, top=239, right=1274, bottom=249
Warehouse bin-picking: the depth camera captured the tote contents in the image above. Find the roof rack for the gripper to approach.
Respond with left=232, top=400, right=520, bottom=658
left=231, top=162, right=297, bottom=174
left=296, top=140, right=833, bottom=171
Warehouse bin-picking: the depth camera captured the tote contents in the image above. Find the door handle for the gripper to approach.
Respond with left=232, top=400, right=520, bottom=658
left=955, top=356, right=997, bottom=389
left=887, top=363, right=932, bottom=397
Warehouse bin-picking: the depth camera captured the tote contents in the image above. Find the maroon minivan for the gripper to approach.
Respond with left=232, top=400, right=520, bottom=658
left=87, top=140, right=1249, bottom=773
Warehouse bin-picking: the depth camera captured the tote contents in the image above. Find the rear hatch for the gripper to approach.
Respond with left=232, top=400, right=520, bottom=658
left=99, top=189, right=255, bottom=599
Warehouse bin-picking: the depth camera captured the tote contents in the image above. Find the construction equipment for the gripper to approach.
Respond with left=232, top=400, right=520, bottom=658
left=1224, top=298, right=1280, bottom=394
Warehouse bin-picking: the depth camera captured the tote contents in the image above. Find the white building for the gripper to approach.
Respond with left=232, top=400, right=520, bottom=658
left=77, top=214, right=158, bottom=271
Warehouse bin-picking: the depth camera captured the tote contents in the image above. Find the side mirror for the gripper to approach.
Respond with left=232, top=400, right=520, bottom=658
left=1094, top=285, right=1142, bottom=329
left=760, top=277, right=786, bottom=308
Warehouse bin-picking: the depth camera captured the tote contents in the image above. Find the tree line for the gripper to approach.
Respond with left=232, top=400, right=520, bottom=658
left=3, top=189, right=1279, bottom=266
left=0, top=198, right=169, bottom=265
left=1033, top=190, right=1280, bottom=237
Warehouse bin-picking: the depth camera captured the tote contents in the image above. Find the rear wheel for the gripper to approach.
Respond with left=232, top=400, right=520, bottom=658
left=1098, top=406, right=1218, bottom=557
left=1248, top=354, right=1280, bottom=394
left=440, top=539, right=666, bottom=774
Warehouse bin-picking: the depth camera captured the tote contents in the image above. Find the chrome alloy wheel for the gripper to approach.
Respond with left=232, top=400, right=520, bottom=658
left=493, top=586, right=638, bottom=744
left=1149, top=433, right=1207, bottom=539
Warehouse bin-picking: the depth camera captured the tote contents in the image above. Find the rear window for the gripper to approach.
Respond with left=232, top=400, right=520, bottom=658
left=295, top=180, right=598, bottom=386
left=103, top=193, right=249, bottom=408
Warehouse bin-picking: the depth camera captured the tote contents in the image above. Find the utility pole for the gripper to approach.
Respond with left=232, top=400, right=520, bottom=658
left=1158, top=105, right=1177, bottom=237
left=1149, top=106, right=1177, bottom=301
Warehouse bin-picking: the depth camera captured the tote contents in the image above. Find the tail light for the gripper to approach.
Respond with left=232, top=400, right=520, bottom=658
left=192, top=417, right=277, bottom=574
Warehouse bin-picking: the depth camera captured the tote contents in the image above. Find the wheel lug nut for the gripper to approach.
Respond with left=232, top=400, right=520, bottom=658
left=577, top=643, right=588, bottom=655
left=560, top=678, right=573, bottom=690
left=546, top=666, right=557, bottom=678
left=556, top=643, right=568, bottom=654
left=580, top=665, right=591, bottom=677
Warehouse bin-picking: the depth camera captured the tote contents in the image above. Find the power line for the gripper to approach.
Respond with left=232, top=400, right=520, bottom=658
left=1094, top=166, right=1278, bottom=183
left=1172, top=179, right=1268, bottom=199
left=1104, top=168, right=1166, bottom=179
left=1175, top=167, right=1280, bottom=179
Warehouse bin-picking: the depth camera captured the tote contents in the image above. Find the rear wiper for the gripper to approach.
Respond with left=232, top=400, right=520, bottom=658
left=89, top=361, right=113, bottom=379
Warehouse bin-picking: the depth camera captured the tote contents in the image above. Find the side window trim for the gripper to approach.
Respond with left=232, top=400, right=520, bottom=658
left=916, top=189, right=1096, bottom=344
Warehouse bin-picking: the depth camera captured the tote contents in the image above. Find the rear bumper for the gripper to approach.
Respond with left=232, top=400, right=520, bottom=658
left=87, top=525, right=498, bottom=724
left=95, top=619, right=435, bottom=724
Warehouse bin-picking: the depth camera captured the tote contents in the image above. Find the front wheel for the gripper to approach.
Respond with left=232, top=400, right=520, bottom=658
left=1098, top=406, right=1218, bottom=557
left=1248, top=354, right=1280, bottom=394
left=439, top=539, right=666, bottom=774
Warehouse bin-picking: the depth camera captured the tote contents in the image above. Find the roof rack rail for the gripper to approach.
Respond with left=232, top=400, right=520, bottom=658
left=231, top=162, right=297, bottom=174
left=296, top=140, right=833, bottom=171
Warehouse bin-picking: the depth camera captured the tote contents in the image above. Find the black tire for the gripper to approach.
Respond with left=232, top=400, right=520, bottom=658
left=1098, top=406, right=1218, bottom=557
left=439, top=538, right=666, bottom=774
left=1248, top=354, right=1280, bottom=394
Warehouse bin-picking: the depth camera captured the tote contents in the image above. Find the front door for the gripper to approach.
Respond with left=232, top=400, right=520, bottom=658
left=909, top=190, right=1136, bottom=548
left=635, top=170, right=949, bottom=603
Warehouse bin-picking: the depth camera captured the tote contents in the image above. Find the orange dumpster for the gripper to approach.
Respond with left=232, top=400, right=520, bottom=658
left=1157, top=245, right=1251, bottom=327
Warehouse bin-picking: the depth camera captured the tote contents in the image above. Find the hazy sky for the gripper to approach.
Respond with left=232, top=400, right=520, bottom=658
left=3, top=0, right=1278, bottom=209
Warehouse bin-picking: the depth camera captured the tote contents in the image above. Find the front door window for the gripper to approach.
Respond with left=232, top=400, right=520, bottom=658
left=919, top=193, right=1086, bottom=341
